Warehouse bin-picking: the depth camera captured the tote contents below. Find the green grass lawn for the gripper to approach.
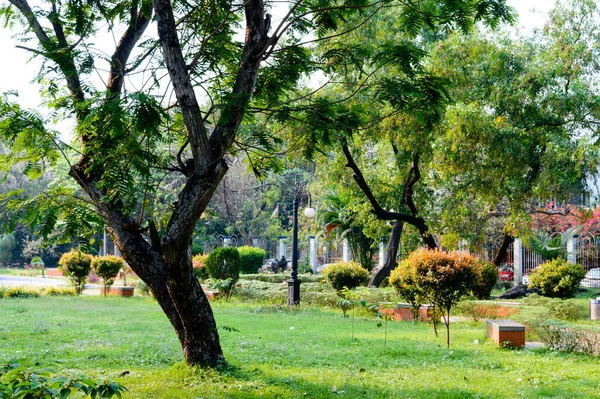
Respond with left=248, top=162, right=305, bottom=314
left=2, top=296, right=600, bottom=398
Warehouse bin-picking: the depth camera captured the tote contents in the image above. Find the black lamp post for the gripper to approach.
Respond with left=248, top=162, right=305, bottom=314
left=288, top=184, right=314, bottom=306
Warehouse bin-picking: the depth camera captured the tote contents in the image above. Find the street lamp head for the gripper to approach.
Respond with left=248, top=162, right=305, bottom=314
left=304, top=207, right=316, bottom=219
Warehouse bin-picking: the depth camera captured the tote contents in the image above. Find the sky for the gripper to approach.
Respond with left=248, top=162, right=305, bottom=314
left=0, top=0, right=556, bottom=117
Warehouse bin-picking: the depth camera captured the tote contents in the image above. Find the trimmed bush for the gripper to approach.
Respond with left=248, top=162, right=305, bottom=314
left=58, top=250, right=92, bottom=294
left=389, top=260, right=424, bottom=321
left=322, top=261, right=369, bottom=293
left=205, top=248, right=241, bottom=298
left=192, top=254, right=209, bottom=280
left=528, top=258, right=585, bottom=298
left=91, top=255, right=126, bottom=297
left=237, top=246, right=266, bottom=274
left=471, top=261, right=499, bottom=300
left=402, top=248, right=479, bottom=347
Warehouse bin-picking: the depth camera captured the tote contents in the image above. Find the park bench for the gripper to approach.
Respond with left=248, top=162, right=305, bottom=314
left=486, top=319, right=525, bottom=348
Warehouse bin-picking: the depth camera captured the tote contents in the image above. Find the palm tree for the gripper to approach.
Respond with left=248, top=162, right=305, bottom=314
left=318, top=190, right=375, bottom=270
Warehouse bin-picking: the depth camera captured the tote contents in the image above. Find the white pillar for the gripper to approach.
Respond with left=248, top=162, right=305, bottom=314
left=223, top=236, right=231, bottom=247
left=102, top=229, right=107, bottom=257
left=514, top=238, right=523, bottom=286
left=378, top=242, right=386, bottom=268
left=278, top=236, right=287, bottom=259
left=342, top=239, right=351, bottom=262
left=309, top=236, right=318, bottom=273
left=114, top=245, right=121, bottom=257
left=252, top=237, right=259, bottom=247
left=567, top=237, right=577, bottom=264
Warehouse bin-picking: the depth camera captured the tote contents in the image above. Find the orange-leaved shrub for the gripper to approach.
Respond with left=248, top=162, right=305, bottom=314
left=192, top=254, right=210, bottom=280
left=395, top=248, right=480, bottom=347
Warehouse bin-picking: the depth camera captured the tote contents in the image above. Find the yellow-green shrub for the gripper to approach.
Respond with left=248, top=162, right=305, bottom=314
left=91, top=255, right=125, bottom=296
left=322, top=261, right=369, bottom=293
left=389, top=260, right=424, bottom=321
left=58, top=250, right=92, bottom=294
left=528, top=259, right=586, bottom=298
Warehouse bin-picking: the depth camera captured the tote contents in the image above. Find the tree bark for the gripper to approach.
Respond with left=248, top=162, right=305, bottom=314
left=492, top=230, right=514, bottom=266
left=369, top=220, right=404, bottom=287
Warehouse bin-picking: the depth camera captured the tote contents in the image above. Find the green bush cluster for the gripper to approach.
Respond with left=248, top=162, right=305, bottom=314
left=91, top=255, right=125, bottom=297
left=44, top=287, right=76, bottom=297
left=520, top=294, right=583, bottom=321
left=4, top=286, right=40, bottom=298
left=535, top=321, right=600, bottom=356
left=0, top=286, right=76, bottom=299
left=471, top=261, right=498, bottom=300
left=237, top=246, right=266, bottom=274
left=322, top=261, right=369, bottom=293
left=58, top=250, right=92, bottom=294
left=528, top=258, right=586, bottom=298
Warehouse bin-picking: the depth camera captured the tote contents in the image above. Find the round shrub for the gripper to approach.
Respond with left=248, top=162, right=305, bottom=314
left=404, top=248, right=480, bottom=346
left=528, top=258, right=586, bottom=298
left=205, top=247, right=241, bottom=283
left=322, top=261, right=369, bottom=293
left=471, top=261, right=499, bottom=300
left=58, top=250, right=92, bottom=294
left=92, top=255, right=125, bottom=296
left=192, top=254, right=210, bottom=280
left=237, top=246, right=266, bottom=274
left=389, top=260, right=424, bottom=320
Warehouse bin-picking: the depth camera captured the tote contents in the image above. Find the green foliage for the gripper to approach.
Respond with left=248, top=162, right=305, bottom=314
left=44, top=287, right=76, bottom=297
left=91, top=256, right=126, bottom=297
left=322, top=261, right=369, bottom=293
left=528, top=259, right=586, bottom=298
left=205, top=248, right=241, bottom=285
left=0, top=361, right=127, bottom=399
left=529, top=228, right=580, bottom=261
left=135, top=280, right=152, bottom=297
left=0, top=234, right=16, bottom=267
left=58, top=250, right=92, bottom=295
left=535, top=321, right=600, bottom=356
left=4, top=286, right=40, bottom=298
left=389, top=260, right=424, bottom=321
left=520, top=294, right=584, bottom=321
left=237, top=246, right=266, bottom=274
left=471, top=261, right=498, bottom=300
left=209, top=278, right=234, bottom=301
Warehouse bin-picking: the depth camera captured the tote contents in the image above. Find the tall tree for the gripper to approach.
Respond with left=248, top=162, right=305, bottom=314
left=0, top=0, right=513, bottom=366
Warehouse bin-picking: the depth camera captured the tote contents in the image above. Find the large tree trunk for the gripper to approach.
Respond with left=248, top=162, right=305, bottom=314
left=104, top=177, right=226, bottom=366
left=369, top=220, right=404, bottom=287
left=492, top=230, right=514, bottom=266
